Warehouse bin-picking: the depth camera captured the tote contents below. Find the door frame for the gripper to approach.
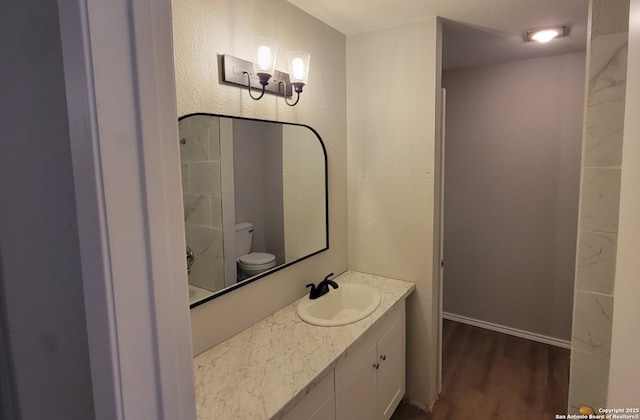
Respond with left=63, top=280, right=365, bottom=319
left=436, top=88, right=446, bottom=395
left=57, top=0, right=195, bottom=418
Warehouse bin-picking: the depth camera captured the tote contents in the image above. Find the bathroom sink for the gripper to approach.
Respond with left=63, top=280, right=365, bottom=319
left=297, top=283, right=381, bottom=326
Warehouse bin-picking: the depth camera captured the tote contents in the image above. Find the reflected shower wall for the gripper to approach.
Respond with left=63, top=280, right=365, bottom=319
left=179, top=115, right=226, bottom=292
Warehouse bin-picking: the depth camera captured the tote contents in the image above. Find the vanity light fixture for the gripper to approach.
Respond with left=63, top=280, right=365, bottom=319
left=281, top=51, right=310, bottom=106
left=220, top=37, right=311, bottom=107
left=526, top=26, right=566, bottom=43
left=247, top=37, right=278, bottom=100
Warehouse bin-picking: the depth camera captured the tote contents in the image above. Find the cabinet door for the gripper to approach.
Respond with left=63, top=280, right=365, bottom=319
left=282, top=372, right=334, bottom=420
left=377, top=314, right=405, bottom=419
left=335, top=345, right=378, bottom=420
left=309, top=393, right=335, bottom=420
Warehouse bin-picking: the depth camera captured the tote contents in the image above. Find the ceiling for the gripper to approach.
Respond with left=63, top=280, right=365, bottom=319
left=286, top=0, right=589, bottom=70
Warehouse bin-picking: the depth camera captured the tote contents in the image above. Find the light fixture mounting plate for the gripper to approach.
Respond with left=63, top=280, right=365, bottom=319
left=221, top=54, right=293, bottom=97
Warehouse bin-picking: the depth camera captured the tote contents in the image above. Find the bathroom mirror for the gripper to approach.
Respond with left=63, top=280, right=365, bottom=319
left=179, top=113, right=328, bottom=307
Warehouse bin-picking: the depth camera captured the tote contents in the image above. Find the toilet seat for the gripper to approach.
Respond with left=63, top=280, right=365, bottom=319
left=238, top=252, right=276, bottom=270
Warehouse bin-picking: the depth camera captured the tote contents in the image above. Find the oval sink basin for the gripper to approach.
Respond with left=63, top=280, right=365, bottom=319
left=297, top=283, right=381, bottom=326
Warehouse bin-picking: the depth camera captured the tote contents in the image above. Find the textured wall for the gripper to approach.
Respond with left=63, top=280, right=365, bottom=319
left=568, top=0, right=630, bottom=413
left=347, top=18, right=442, bottom=409
left=172, top=0, right=348, bottom=355
left=442, top=53, right=585, bottom=342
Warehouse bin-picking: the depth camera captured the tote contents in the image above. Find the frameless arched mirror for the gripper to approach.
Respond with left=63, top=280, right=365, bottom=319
left=179, top=113, right=328, bottom=307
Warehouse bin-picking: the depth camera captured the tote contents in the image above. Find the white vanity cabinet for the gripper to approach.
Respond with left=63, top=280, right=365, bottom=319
left=280, top=303, right=406, bottom=420
left=194, top=273, right=415, bottom=420
left=334, top=304, right=406, bottom=420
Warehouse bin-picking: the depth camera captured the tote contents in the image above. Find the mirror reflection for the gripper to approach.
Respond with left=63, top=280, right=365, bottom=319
left=179, top=114, right=328, bottom=307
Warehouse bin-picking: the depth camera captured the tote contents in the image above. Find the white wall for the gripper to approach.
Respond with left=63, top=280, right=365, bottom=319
left=607, top=0, right=640, bottom=405
left=0, top=2, right=94, bottom=418
left=347, top=18, right=442, bottom=409
left=442, top=53, right=585, bottom=342
left=172, top=0, right=348, bottom=355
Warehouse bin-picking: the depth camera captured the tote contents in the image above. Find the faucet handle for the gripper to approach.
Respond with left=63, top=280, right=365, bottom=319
left=306, top=283, right=321, bottom=299
left=306, top=274, right=338, bottom=299
left=321, top=273, right=338, bottom=290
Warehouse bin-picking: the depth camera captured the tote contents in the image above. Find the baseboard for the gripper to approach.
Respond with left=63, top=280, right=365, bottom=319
left=401, top=396, right=430, bottom=412
left=442, top=312, right=571, bottom=349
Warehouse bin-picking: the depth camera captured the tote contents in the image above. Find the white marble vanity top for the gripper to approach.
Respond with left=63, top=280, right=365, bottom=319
left=193, top=270, right=415, bottom=420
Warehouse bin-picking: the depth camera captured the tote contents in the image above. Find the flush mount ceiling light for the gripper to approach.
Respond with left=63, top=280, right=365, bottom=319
left=220, top=37, right=311, bottom=107
left=526, top=26, right=566, bottom=43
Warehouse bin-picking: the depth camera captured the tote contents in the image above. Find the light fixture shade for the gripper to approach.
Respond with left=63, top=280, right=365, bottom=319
left=287, top=51, right=311, bottom=85
left=252, top=37, right=278, bottom=76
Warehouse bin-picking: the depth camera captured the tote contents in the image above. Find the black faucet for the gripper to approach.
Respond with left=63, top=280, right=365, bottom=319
left=306, top=273, right=339, bottom=299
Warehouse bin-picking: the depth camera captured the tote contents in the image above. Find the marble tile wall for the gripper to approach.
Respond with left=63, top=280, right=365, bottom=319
left=179, top=115, right=226, bottom=292
left=568, top=0, right=629, bottom=413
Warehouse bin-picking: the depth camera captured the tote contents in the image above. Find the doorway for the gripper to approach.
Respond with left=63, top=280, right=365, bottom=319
left=437, top=21, right=587, bottom=416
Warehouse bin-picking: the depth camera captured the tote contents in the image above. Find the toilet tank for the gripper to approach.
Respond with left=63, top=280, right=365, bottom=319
left=235, top=222, right=253, bottom=258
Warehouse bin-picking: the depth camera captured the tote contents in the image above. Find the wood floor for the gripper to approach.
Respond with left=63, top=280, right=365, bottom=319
left=391, top=319, right=570, bottom=420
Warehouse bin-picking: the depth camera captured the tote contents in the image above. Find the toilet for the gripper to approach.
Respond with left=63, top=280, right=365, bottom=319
left=235, top=222, right=276, bottom=281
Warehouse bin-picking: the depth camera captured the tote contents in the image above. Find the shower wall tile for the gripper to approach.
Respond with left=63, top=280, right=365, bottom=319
left=572, top=291, right=613, bottom=357
left=579, top=167, right=621, bottom=233
left=587, top=34, right=629, bottom=106
left=584, top=100, right=625, bottom=167
left=211, top=257, right=226, bottom=291
left=576, top=230, right=617, bottom=294
left=188, top=254, right=215, bottom=290
left=180, top=125, right=210, bottom=161
left=211, top=196, right=223, bottom=228
left=208, top=118, right=221, bottom=161
left=187, top=224, right=225, bottom=292
left=181, top=163, right=189, bottom=192
left=568, top=349, right=610, bottom=414
left=184, top=193, right=212, bottom=226
left=191, top=225, right=224, bottom=259
left=189, top=255, right=225, bottom=292
left=189, top=161, right=221, bottom=196
left=584, top=33, right=628, bottom=168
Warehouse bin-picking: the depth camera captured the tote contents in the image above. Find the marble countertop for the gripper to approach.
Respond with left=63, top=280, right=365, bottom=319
left=193, top=270, right=415, bottom=420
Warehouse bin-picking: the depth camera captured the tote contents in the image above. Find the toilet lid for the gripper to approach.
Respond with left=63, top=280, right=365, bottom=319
left=238, top=252, right=276, bottom=266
